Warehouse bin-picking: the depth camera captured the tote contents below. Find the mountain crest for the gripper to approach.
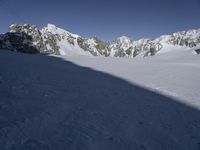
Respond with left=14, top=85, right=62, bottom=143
left=0, top=23, right=200, bottom=57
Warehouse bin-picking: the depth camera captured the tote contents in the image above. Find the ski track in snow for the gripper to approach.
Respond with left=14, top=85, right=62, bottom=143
left=0, top=50, right=200, bottom=150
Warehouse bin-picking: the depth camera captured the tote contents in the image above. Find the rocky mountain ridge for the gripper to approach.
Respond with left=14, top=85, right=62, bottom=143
left=0, top=23, right=200, bottom=57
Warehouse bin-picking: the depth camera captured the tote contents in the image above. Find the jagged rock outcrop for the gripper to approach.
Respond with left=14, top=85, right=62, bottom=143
left=0, top=23, right=200, bottom=57
left=109, top=29, right=200, bottom=58
left=9, top=24, right=46, bottom=52
left=167, top=29, right=200, bottom=47
left=0, top=24, right=46, bottom=53
left=109, top=36, right=134, bottom=57
left=109, top=36, right=163, bottom=58
left=41, top=24, right=109, bottom=56
left=0, top=32, right=38, bottom=53
left=41, top=26, right=61, bottom=55
left=195, top=49, right=200, bottom=54
left=77, top=37, right=109, bottom=56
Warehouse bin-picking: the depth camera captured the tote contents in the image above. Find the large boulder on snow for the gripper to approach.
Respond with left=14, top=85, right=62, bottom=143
left=195, top=49, right=200, bottom=54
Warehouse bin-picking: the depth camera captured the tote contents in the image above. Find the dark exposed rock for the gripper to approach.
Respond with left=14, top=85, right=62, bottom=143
left=77, top=37, right=109, bottom=56
left=125, top=47, right=132, bottom=56
left=93, top=37, right=109, bottom=56
left=42, top=32, right=60, bottom=55
left=110, top=37, right=163, bottom=58
left=0, top=24, right=46, bottom=53
left=0, top=32, right=38, bottom=53
left=9, top=24, right=46, bottom=52
left=77, top=37, right=85, bottom=49
left=195, top=49, right=200, bottom=54
left=167, top=30, right=200, bottom=48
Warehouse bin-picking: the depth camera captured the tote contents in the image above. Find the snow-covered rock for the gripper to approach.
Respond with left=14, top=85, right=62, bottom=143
left=109, top=36, right=134, bottom=57
left=41, top=24, right=109, bottom=56
left=109, top=37, right=163, bottom=58
left=0, top=24, right=200, bottom=57
left=0, top=24, right=46, bottom=53
left=109, top=29, right=200, bottom=58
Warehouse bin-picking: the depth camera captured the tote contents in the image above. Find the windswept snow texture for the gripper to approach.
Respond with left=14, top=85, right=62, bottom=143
left=0, top=50, right=200, bottom=150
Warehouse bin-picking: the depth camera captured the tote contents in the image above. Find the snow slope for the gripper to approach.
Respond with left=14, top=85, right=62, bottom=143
left=1, top=24, right=200, bottom=57
left=41, top=24, right=92, bottom=56
left=61, top=48, right=200, bottom=108
left=0, top=49, right=200, bottom=150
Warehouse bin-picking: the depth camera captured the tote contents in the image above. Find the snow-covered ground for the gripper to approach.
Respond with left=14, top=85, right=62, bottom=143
left=60, top=48, right=200, bottom=109
left=0, top=49, right=200, bottom=150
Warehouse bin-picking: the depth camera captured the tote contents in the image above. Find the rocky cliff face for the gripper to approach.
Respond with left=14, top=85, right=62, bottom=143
left=109, top=29, right=200, bottom=58
left=40, top=24, right=109, bottom=56
left=0, top=24, right=46, bottom=53
left=78, top=37, right=109, bottom=56
left=109, top=36, right=164, bottom=58
left=167, top=29, right=200, bottom=47
left=0, top=23, right=200, bottom=57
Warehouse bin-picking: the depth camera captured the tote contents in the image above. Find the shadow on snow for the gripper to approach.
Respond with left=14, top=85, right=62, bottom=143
left=0, top=51, right=200, bottom=150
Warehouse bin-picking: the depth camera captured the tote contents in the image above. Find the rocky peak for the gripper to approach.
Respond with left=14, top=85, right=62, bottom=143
left=0, top=24, right=46, bottom=53
left=91, top=37, right=109, bottom=56
left=1, top=23, right=200, bottom=57
left=166, top=29, right=200, bottom=47
left=109, top=36, right=134, bottom=57
left=116, top=36, right=132, bottom=43
left=9, top=24, right=38, bottom=33
left=42, top=24, right=79, bottom=38
left=45, top=24, right=58, bottom=30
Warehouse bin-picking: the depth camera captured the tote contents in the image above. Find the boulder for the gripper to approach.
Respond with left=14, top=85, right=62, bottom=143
left=195, top=49, right=200, bottom=54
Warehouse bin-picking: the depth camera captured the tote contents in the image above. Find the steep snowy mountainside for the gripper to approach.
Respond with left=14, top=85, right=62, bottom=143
left=109, top=36, right=134, bottom=57
left=0, top=24, right=109, bottom=56
left=109, top=28, right=200, bottom=58
left=41, top=24, right=109, bottom=56
left=75, top=36, right=109, bottom=56
left=41, top=24, right=90, bottom=56
left=42, top=24, right=79, bottom=37
left=0, top=23, right=200, bottom=57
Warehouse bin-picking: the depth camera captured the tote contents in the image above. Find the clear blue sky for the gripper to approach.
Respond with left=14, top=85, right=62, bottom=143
left=0, top=0, right=200, bottom=41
